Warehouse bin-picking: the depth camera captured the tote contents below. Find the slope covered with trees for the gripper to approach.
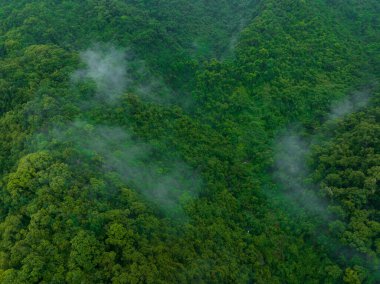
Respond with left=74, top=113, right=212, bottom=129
left=0, top=0, right=379, bottom=283
left=310, top=95, right=380, bottom=282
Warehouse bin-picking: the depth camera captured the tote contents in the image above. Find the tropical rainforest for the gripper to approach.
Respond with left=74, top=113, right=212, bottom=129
left=0, top=0, right=379, bottom=283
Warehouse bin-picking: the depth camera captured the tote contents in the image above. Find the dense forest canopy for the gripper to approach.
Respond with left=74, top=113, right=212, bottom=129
left=0, top=0, right=379, bottom=283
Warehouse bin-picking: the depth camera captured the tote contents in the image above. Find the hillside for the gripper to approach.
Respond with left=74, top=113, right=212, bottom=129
left=0, top=0, right=379, bottom=283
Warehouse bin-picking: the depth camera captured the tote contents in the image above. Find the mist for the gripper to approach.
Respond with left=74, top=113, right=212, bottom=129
left=273, top=128, right=329, bottom=217
left=64, top=44, right=201, bottom=218
left=72, top=44, right=175, bottom=105
left=73, top=44, right=130, bottom=103
left=328, top=89, right=371, bottom=120
left=273, top=88, right=374, bottom=214
left=49, top=121, right=201, bottom=219
left=271, top=88, right=377, bottom=269
left=221, top=17, right=251, bottom=59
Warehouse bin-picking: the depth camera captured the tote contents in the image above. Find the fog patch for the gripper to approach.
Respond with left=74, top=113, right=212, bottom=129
left=273, top=128, right=329, bottom=217
left=273, top=88, right=374, bottom=213
left=72, top=43, right=175, bottom=105
left=48, top=120, right=201, bottom=219
left=328, top=90, right=371, bottom=120
left=72, top=44, right=130, bottom=103
left=57, top=44, right=201, bottom=219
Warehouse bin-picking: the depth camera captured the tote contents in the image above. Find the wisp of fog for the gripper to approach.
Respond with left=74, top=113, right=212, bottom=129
left=49, top=121, right=201, bottom=219
left=73, top=44, right=129, bottom=103
left=273, top=88, right=373, bottom=215
left=56, top=44, right=202, bottom=219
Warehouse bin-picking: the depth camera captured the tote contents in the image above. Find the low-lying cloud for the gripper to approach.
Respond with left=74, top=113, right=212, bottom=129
left=273, top=128, right=328, bottom=217
left=65, top=44, right=201, bottom=218
left=273, top=88, right=374, bottom=213
left=50, top=120, right=201, bottom=219
left=73, top=44, right=129, bottom=103
left=72, top=44, right=175, bottom=105
left=328, top=90, right=371, bottom=120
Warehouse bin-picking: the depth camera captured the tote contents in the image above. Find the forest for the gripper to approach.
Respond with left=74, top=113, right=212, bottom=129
left=0, top=0, right=379, bottom=283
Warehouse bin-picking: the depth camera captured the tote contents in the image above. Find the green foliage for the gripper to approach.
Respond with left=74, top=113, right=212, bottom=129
left=0, top=0, right=378, bottom=282
left=310, top=101, right=380, bottom=276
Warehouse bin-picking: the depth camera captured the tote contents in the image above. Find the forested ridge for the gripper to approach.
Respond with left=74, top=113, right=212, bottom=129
left=0, top=0, right=379, bottom=283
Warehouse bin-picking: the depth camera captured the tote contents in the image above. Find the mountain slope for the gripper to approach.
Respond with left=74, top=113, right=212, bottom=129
left=0, top=0, right=379, bottom=283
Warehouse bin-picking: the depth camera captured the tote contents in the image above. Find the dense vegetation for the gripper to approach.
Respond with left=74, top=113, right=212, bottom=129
left=310, top=97, right=380, bottom=272
left=0, top=0, right=378, bottom=283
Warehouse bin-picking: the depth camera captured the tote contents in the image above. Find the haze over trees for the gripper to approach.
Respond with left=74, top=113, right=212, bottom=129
left=0, top=0, right=379, bottom=283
